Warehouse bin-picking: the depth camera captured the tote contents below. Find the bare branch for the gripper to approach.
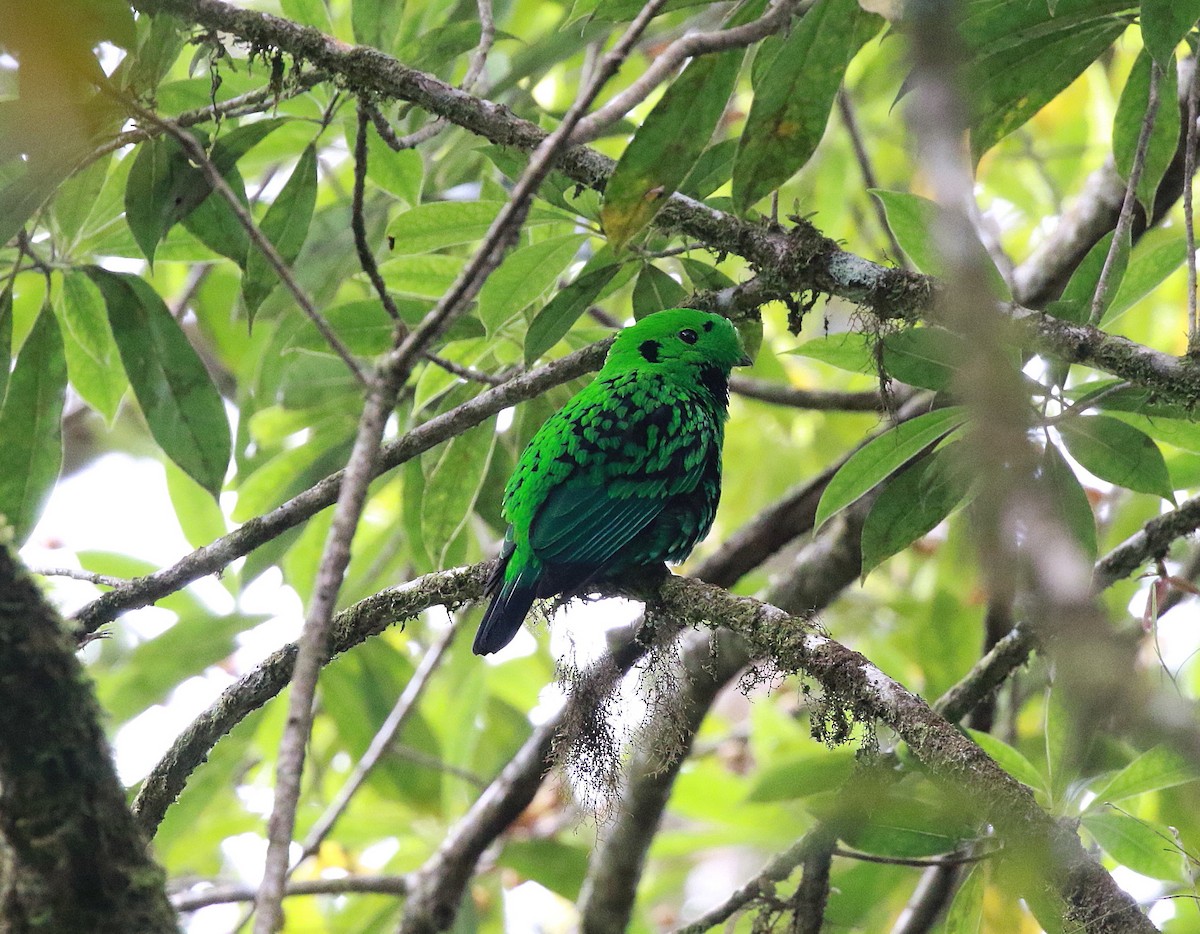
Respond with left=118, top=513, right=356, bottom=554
left=730, top=375, right=886, bottom=411
left=27, top=566, right=130, bottom=588
left=837, top=88, right=909, bottom=266
left=462, top=0, right=496, bottom=94
left=1089, top=60, right=1162, bottom=325
left=171, top=874, right=409, bottom=913
left=568, top=0, right=805, bottom=145
left=1186, top=57, right=1200, bottom=353
left=296, top=623, right=457, bottom=863
left=130, top=564, right=490, bottom=835
left=254, top=370, right=414, bottom=930
left=351, top=102, right=404, bottom=325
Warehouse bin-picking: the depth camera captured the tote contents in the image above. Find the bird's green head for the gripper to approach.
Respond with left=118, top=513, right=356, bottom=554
left=603, top=308, right=752, bottom=375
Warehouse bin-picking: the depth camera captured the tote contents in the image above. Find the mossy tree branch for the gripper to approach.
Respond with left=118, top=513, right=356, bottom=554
left=0, top=545, right=178, bottom=933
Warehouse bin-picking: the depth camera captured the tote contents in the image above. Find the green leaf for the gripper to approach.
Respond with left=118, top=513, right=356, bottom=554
left=0, top=306, right=66, bottom=544
left=380, top=254, right=465, bottom=299
left=208, top=118, right=291, bottom=172
left=733, top=0, right=881, bottom=211
left=966, top=730, right=1047, bottom=795
left=589, top=0, right=714, bottom=20
left=1140, top=0, right=1200, bottom=65
left=1113, top=49, right=1180, bottom=217
left=944, top=867, right=985, bottom=934
left=965, top=6, right=1128, bottom=159
left=787, top=331, right=874, bottom=372
left=242, top=144, right=319, bottom=318
left=498, top=839, right=591, bottom=899
left=861, top=443, right=970, bottom=575
left=122, top=10, right=188, bottom=95
left=881, top=327, right=969, bottom=392
left=50, top=154, right=111, bottom=244
left=182, top=164, right=250, bottom=268
left=352, top=0, right=403, bottom=51
left=815, top=407, right=967, bottom=532
left=422, top=417, right=499, bottom=569
left=477, top=235, right=586, bottom=332
left=869, top=190, right=1011, bottom=298
left=366, top=127, right=423, bottom=207
left=386, top=200, right=571, bottom=254
left=524, top=262, right=620, bottom=365
left=1110, top=413, right=1200, bottom=453
left=678, top=138, right=739, bottom=200
left=679, top=257, right=735, bottom=291
left=164, top=457, right=228, bottom=550
left=746, top=748, right=857, bottom=802
left=281, top=0, right=332, bottom=30
left=1044, top=231, right=1130, bottom=326
left=97, top=612, right=264, bottom=724
left=1058, top=414, right=1173, bottom=500
left=123, top=135, right=210, bottom=266
left=1082, top=811, right=1185, bottom=881
left=86, top=268, right=231, bottom=497
left=601, top=43, right=744, bottom=248
left=1088, top=747, right=1199, bottom=806
left=0, top=287, right=11, bottom=403
left=1105, top=229, right=1187, bottom=324
left=55, top=269, right=127, bottom=423
left=1040, top=441, right=1097, bottom=559
left=631, top=264, right=688, bottom=320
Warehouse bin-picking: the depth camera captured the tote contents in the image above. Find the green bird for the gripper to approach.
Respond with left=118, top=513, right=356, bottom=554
left=473, top=307, right=751, bottom=655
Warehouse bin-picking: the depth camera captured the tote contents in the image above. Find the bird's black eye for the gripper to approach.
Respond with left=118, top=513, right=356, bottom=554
left=678, top=328, right=698, bottom=344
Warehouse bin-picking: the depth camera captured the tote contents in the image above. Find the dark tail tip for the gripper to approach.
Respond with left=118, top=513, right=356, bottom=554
left=472, top=583, right=538, bottom=655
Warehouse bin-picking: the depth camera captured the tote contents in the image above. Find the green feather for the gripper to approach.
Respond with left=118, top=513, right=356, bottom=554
left=473, top=307, right=750, bottom=655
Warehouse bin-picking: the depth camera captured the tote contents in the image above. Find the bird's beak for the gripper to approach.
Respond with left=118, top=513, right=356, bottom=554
left=737, top=350, right=753, bottom=367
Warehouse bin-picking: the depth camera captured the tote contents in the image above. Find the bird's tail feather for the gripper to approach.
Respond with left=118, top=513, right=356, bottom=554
left=473, top=564, right=539, bottom=655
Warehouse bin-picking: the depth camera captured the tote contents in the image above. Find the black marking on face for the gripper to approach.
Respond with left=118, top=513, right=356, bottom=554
left=697, top=362, right=730, bottom=407
left=702, top=320, right=714, bottom=332
left=639, top=339, right=661, bottom=363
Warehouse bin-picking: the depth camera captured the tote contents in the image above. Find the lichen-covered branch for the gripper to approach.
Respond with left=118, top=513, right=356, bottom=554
left=131, top=0, right=1200, bottom=409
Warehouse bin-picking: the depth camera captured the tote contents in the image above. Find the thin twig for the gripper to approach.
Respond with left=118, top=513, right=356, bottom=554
left=111, top=92, right=367, bottom=383
left=1089, top=60, right=1163, bottom=325
left=85, top=70, right=327, bottom=166
left=462, top=0, right=496, bottom=94
left=837, top=88, right=908, bottom=267
left=670, top=837, right=818, bottom=934
left=172, top=874, right=410, bottom=912
left=423, top=351, right=509, bottom=385
left=352, top=103, right=405, bottom=325
left=730, top=376, right=885, bottom=411
left=833, top=846, right=990, bottom=868
left=368, top=0, right=494, bottom=152
left=1186, top=57, right=1200, bottom=354
left=296, top=623, right=457, bottom=864
left=27, top=567, right=130, bottom=589
left=567, top=0, right=805, bottom=145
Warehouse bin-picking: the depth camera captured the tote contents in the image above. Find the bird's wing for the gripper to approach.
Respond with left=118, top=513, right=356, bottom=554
left=530, top=478, right=668, bottom=567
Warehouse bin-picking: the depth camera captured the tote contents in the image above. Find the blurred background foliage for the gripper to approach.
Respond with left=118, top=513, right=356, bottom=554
left=4, top=0, right=1200, bottom=930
